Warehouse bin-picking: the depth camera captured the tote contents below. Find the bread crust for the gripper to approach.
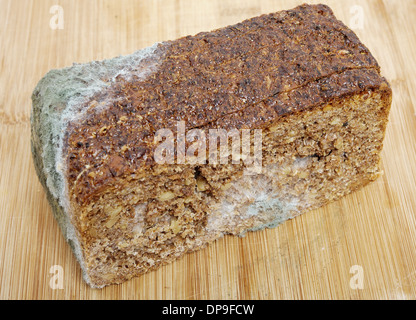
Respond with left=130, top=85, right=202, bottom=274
left=62, top=4, right=390, bottom=205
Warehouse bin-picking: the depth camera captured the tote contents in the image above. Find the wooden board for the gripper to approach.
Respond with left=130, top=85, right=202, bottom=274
left=1, top=0, right=416, bottom=300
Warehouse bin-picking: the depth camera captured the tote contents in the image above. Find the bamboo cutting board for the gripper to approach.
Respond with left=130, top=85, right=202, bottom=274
left=1, top=0, right=416, bottom=300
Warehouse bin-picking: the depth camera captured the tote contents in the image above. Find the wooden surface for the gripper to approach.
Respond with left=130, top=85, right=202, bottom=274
left=1, top=0, right=415, bottom=300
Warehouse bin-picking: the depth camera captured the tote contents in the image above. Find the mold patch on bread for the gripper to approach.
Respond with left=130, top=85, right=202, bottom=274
left=30, top=43, right=165, bottom=287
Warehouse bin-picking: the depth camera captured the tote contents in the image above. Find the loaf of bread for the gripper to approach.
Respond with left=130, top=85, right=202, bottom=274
left=31, top=4, right=392, bottom=288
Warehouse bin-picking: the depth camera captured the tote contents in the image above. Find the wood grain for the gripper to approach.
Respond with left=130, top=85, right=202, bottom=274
left=1, top=0, right=415, bottom=299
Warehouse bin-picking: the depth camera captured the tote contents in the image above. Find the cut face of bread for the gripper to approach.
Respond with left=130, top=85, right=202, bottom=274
left=31, top=4, right=392, bottom=288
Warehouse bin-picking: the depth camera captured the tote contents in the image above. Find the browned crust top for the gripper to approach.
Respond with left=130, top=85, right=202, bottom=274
left=64, top=4, right=389, bottom=205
